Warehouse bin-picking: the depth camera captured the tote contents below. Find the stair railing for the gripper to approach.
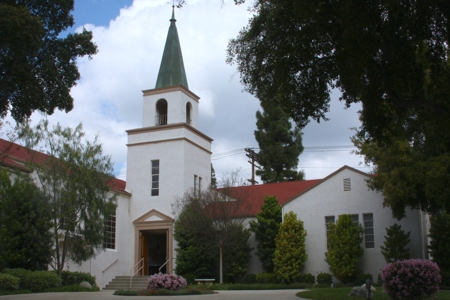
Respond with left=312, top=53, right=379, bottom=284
left=130, top=257, right=144, bottom=288
left=159, top=257, right=171, bottom=273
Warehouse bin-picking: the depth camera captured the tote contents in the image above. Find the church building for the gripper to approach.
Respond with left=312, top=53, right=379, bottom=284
left=0, top=8, right=430, bottom=289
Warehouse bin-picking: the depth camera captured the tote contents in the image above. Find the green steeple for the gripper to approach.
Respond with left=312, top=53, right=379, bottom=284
left=155, top=7, right=188, bottom=89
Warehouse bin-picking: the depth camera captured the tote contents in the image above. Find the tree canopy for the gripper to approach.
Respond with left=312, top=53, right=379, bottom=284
left=0, top=170, right=52, bottom=271
left=173, top=175, right=252, bottom=283
left=228, top=0, right=450, bottom=217
left=19, top=120, right=116, bottom=278
left=255, top=103, right=304, bottom=182
left=0, top=0, right=97, bottom=122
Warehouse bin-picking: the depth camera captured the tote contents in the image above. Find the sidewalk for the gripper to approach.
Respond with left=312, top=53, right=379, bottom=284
left=0, top=289, right=307, bottom=300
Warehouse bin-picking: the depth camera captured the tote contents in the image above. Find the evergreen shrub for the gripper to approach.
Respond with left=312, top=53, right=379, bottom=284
left=316, top=272, right=332, bottom=285
left=0, top=274, right=19, bottom=290
left=181, top=273, right=196, bottom=285
left=244, top=273, right=257, bottom=284
left=382, top=259, right=441, bottom=300
left=256, top=272, right=278, bottom=284
left=59, top=271, right=96, bottom=286
left=355, top=272, right=372, bottom=285
left=146, top=273, right=187, bottom=290
left=300, top=273, right=315, bottom=284
left=28, top=271, right=59, bottom=292
left=1, top=268, right=31, bottom=289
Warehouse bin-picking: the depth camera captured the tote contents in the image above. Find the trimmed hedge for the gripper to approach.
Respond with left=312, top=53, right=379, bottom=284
left=317, top=272, right=333, bottom=285
left=1, top=268, right=31, bottom=289
left=300, top=273, right=315, bottom=284
left=28, top=271, right=59, bottom=292
left=58, top=271, right=96, bottom=286
left=256, top=272, right=279, bottom=284
left=0, top=274, right=19, bottom=290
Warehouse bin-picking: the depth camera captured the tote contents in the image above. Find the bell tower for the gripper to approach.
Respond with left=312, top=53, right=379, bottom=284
left=126, top=7, right=212, bottom=218
left=142, top=8, right=199, bottom=128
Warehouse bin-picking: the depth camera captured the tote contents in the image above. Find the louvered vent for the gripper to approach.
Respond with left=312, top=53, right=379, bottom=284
left=343, top=178, right=351, bottom=191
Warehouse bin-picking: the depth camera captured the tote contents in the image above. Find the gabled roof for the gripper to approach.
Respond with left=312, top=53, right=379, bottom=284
left=155, top=7, right=188, bottom=89
left=0, top=138, right=129, bottom=196
left=218, top=179, right=321, bottom=218
left=219, top=165, right=371, bottom=218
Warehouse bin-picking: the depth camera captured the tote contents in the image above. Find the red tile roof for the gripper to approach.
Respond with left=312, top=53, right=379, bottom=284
left=218, top=179, right=322, bottom=218
left=0, top=138, right=129, bottom=196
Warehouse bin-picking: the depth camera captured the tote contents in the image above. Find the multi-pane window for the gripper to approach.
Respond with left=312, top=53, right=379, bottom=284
left=350, top=214, right=359, bottom=225
left=151, top=160, right=159, bottom=196
left=344, top=178, right=351, bottom=191
left=325, top=216, right=335, bottom=247
left=105, top=211, right=116, bottom=249
left=363, top=213, right=374, bottom=248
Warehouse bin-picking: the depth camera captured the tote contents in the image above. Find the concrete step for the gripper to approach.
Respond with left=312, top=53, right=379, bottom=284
left=103, top=276, right=149, bottom=290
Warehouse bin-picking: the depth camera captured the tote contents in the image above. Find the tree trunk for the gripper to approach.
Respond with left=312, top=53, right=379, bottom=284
left=219, top=245, right=223, bottom=284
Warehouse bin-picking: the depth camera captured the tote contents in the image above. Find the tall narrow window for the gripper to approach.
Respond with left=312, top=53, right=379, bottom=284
left=199, top=177, right=202, bottom=195
left=363, top=213, right=374, bottom=248
left=105, top=210, right=116, bottom=249
left=325, top=216, right=335, bottom=247
left=151, top=160, right=159, bottom=196
left=194, top=175, right=197, bottom=196
left=344, top=178, right=351, bottom=191
left=350, top=214, right=359, bottom=225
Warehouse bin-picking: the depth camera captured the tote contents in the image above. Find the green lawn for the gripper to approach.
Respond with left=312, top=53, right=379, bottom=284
left=297, top=287, right=450, bottom=300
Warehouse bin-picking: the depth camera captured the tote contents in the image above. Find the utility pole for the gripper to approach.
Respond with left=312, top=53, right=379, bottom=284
left=245, top=148, right=260, bottom=185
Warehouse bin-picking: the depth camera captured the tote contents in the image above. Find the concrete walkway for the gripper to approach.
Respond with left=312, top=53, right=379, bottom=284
left=0, top=289, right=308, bottom=300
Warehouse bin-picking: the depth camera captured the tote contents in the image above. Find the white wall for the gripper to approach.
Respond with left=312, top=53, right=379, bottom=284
left=282, top=167, right=424, bottom=280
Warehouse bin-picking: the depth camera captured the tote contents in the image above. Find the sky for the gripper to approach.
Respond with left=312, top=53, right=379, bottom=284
left=4, top=0, right=372, bottom=183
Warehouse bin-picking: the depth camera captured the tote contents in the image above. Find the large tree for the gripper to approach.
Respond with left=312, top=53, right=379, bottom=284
left=173, top=176, right=252, bottom=283
left=228, top=0, right=450, bottom=216
left=249, top=195, right=282, bottom=272
left=429, top=211, right=450, bottom=271
left=255, top=103, right=304, bottom=182
left=19, top=120, right=116, bottom=278
left=0, top=0, right=97, bottom=122
left=0, top=169, right=52, bottom=271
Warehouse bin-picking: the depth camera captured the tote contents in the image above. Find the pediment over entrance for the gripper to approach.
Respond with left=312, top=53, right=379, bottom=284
left=133, top=209, right=174, bottom=225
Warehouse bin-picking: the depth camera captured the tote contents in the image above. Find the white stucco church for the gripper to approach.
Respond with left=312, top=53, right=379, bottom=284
left=0, top=8, right=430, bottom=289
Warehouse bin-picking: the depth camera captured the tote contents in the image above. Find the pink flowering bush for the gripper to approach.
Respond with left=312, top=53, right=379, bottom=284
left=146, top=273, right=187, bottom=290
left=381, top=259, right=441, bottom=300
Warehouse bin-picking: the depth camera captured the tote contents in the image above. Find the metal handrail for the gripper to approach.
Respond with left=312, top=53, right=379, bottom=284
left=130, top=257, right=145, bottom=288
left=155, top=114, right=167, bottom=125
left=102, top=258, right=118, bottom=274
left=159, top=257, right=171, bottom=273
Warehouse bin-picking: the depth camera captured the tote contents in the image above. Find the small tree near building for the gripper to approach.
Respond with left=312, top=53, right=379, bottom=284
left=0, top=170, right=52, bottom=271
left=249, top=195, right=282, bottom=273
left=380, top=223, right=411, bottom=263
left=429, top=211, right=450, bottom=271
left=173, top=175, right=252, bottom=283
left=325, top=214, right=364, bottom=283
left=273, top=211, right=307, bottom=283
left=19, top=120, right=117, bottom=279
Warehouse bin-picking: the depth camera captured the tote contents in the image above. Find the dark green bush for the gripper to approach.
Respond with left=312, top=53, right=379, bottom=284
left=182, top=273, right=196, bottom=285
left=317, top=272, right=333, bottom=285
left=256, top=272, right=279, bottom=284
left=355, top=272, right=373, bottom=285
left=28, top=271, right=59, bottom=292
left=0, top=274, right=19, bottom=290
left=59, top=271, right=96, bottom=286
left=441, top=270, right=450, bottom=287
left=244, top=273, right=257, bottom=284
left=1, top=268, right=31, bottom=289
left=300, top=273, right=315, bottom=284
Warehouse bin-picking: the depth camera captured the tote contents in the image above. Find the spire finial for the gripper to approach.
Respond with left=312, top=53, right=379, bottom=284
left=171, top=2, right=176, bottom=22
